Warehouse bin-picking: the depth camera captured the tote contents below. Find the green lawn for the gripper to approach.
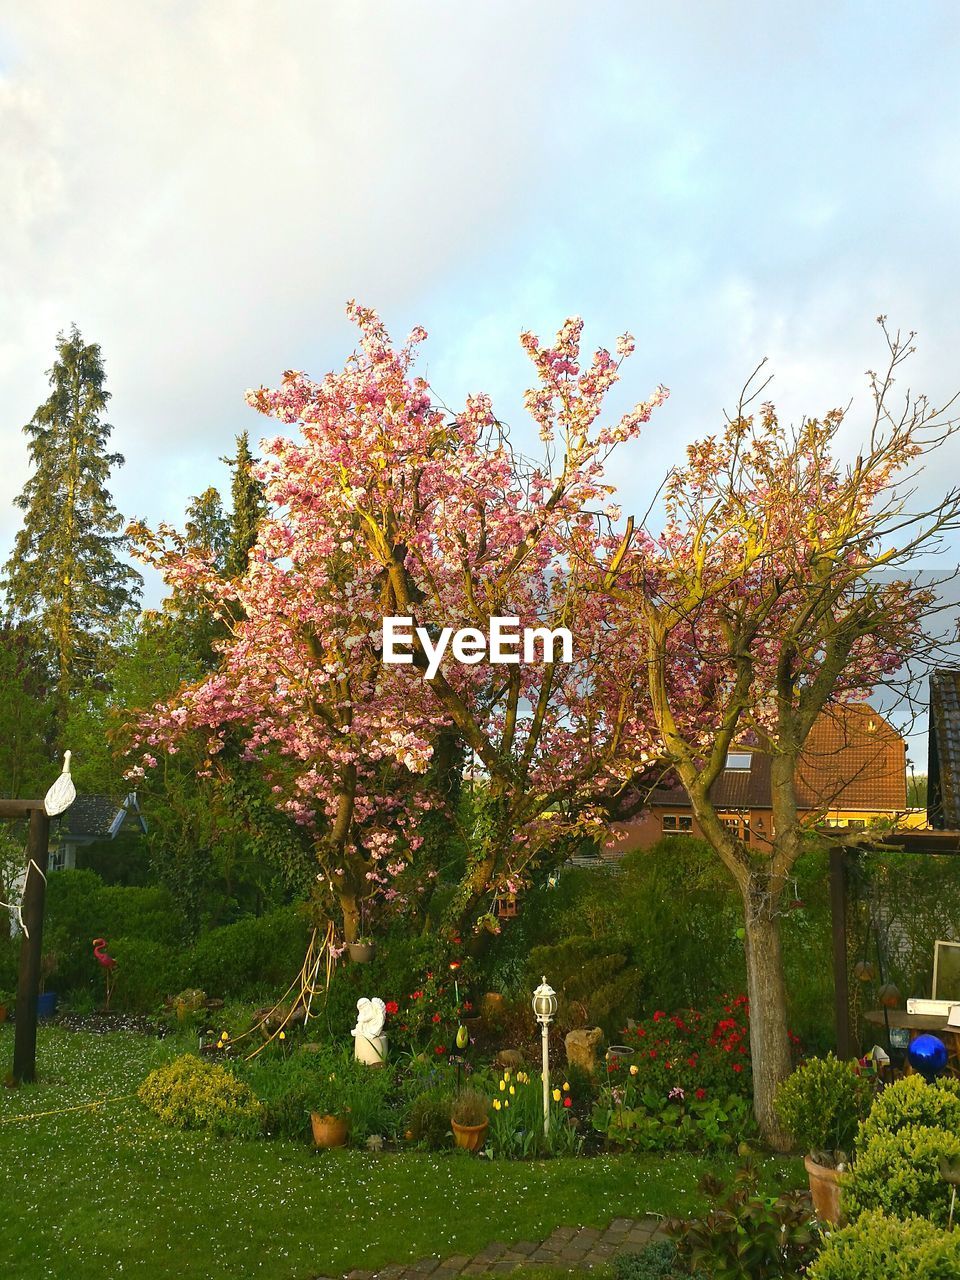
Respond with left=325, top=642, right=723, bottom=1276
left=0, top=1026, right=803, bottom=1280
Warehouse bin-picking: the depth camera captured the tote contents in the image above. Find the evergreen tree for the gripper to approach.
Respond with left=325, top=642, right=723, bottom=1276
left=223, top=431, right=266, bottom=575
left=185, top=486, right=230, bottom=571
left=3, top=327, right=142, bottom=706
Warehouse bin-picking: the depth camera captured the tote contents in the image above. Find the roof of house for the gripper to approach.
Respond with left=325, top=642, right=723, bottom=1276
left=929, top=669, right=960, bottom=828
left=60, top=792, right=147, bottom=843
left=648, top=702, right=906, bottom=813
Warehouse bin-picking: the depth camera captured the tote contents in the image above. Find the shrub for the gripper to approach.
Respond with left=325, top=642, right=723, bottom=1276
left=665, top=1162, right=817, bottom=1280
left=844, top=1124, right=960, bottom=1226
left=44, top=869, right=186, bottom=992
left=106, top=938, right=185, bottom=1012
left=407, top=1089, right=453, bottom=1149
left=808, top=1209, right=960, bottom=1280
left=774, top=1054, right=873, bottom=1164
left=857, top=1074, right=960, bottom=1148
left=186, top=907, right=310, bottom=997
left=138, top=1054, right=264, bottom=1137
left=613, top=1241, right=684, bottom=1280
left=528, top=935, right=643, bottom=1037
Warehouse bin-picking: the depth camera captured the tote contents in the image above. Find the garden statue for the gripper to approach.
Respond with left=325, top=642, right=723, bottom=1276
left=565, top=1026, right=603, bottom=1075
left=352, top=997, right=387, bottom=1065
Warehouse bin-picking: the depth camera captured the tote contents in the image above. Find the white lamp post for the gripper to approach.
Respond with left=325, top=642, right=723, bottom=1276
left=532, top=976, right=558, bottom=1136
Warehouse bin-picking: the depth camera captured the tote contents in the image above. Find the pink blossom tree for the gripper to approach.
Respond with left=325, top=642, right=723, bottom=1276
left=128, top=305, right=668, bottom=940
left=602, top=321, right=960, bottom=1145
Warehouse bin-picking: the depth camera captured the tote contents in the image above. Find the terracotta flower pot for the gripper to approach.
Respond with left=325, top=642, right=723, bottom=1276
left=348, top=942, right=375, bottom=964
left=451, top=1118, right=489, bottom=1152
left=804, top=1154, right=842, bottom=1224
left=311, top=1112, right=349, bottom=1148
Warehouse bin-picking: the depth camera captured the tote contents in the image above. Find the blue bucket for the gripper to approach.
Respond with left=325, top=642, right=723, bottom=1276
left=36, top=991, right=57, bottom=1019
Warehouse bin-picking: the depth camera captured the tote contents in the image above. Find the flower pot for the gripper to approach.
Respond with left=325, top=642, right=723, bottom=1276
left=605, top=1044, right=636, bottom=1066
left=451, top=1118, right=489, bottom=1152
left=311, top=1112, right=349, bottom=1148
left=36, top=991, right=57, bottom=1019
left=804, top=1154, right=842, bottom=1224
left=348, top=942, right=375, bottom=964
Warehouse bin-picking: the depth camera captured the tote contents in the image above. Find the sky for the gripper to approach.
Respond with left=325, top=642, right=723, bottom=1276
left=2, top=1, right=959, bottom=764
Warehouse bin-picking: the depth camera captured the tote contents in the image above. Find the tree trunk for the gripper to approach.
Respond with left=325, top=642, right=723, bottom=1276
left=741, top=878, right=793, bottom=1151
left=340, top=891, right=361, bottom=944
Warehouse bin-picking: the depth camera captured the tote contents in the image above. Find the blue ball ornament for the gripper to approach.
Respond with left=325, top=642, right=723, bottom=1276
left=908, top=1034, right=949, bottom=1081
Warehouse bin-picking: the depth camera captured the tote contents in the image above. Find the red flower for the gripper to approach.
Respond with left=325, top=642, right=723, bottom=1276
left=653, top=1011, right=666, bottom=1022
left=463, top=1001, right=473, bottom=1012
left=695, top=1088, right=707, bottom=1101
left=435, top=1044, right=447, bottom=1055
left=432, top=1013, right=441, bottom=1023
left=563, top=1097, right=572, bottom=1108
left=732, top=1063, right=743, bottom=1073
left=449, top=960, right=461, bottom=970
left=385, top=1001, right=399, bottom=1015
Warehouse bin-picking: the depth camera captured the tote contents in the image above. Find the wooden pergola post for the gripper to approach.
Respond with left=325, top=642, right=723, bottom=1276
left=829, top=844, right=852, bottom=1059
left=1, top=799, right=51, bottom=1084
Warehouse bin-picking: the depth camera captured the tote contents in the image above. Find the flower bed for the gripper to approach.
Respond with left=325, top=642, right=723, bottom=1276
left=593, top=995, right=760, bottom=1150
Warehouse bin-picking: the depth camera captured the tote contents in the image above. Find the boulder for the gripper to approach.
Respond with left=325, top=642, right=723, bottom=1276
left=565, top=1026, right=603, bottom=1074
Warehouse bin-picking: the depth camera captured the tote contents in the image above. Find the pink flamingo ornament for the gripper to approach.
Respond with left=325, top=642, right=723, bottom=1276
left=92, top=938, right=117, bottom=1010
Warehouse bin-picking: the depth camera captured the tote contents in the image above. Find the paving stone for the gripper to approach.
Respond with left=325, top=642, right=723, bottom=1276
left=347, top=1271, right=375, bottom=1280
left=473, top=1242, right=507, bottom=1263
left=408, top=1261, right=440, bottom=1275
left=508, top=1241, right=538, bottom=1257
left=547, top=1226, right=578, bottom=1242
left=376, top=1268, right=405, bottom=1280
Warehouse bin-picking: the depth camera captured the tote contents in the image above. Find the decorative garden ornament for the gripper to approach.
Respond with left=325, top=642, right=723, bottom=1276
left=352, top=997, right=387, bottom=1065
left=44, top=750, right=76, bottom=817
left=907, top=1033, right=949, bottom=1081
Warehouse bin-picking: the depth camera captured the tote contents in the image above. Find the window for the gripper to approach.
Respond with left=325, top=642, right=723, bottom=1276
left=725, top=752, right=752, bottom=770
left=662, top=814, right=693, bottom=833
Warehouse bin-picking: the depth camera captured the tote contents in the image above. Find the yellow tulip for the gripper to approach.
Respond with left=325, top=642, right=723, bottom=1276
left=279, top=1031, right=286, bottom=1041
left=504, top=1070, right=511, bottom=1081
left=499, top=1080, right=506, bottom=1091
left=629, top=1064, right=638, bottom=1075
left=562, top=1081, right=570, bottom=1091
left=509, top=1085, right=515, bottom=1095
left=504, top=1100, right=509, bottom=1108
left=493, top=1099, right=501, bottom=1111
left=552, top=1088, right=561, bottom=1102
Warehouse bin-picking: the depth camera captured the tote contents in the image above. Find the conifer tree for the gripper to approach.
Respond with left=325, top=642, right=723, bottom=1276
left=223, top=431, right=265, bottom=575
left=3, top=326, right=142, bottom=706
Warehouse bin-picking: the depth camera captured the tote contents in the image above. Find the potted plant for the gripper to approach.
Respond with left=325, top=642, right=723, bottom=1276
left=348, top=936, right=376, bottom=964
left=775, top=1052, right=874, bottom=1223
left=309, top=1071, right=350, bottom=1148
left=37, top=951, right=58, bottom=1019
left=451, top=1088, right=490, bottom=1151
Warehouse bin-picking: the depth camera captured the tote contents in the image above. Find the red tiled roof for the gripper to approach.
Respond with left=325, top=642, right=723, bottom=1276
left=647, top=702, right=906, bottom=813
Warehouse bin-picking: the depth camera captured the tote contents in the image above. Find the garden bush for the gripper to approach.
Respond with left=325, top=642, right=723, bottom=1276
left=186, top=906, right=311, bottom=997
left=856, top=1073, right=960, bottom=1147
left=527, top=935, right=643, bottom=1037
left=843, top=1123, right=960, bottom=1226
left=44, top=868, right=186, bottom=993
left=138, top=1054, right=264, bottom=1137
left=808, top=1209, right=960, bottom=1279
left=774, top=1053, right=873, bottom=1163
left=612, top=1240, right=684, bottom=1280
left=406, top=1088, right=454, bottom=1149
left=108, top=937, right=185, bottom=1011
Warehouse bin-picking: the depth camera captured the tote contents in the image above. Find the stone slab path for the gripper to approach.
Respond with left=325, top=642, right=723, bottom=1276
left=318, top=1216, right=665, bottom=1280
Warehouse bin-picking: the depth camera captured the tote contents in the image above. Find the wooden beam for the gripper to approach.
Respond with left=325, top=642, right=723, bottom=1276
left=830, top=844, right=852, bottom=1059
left=0, top=799, right=44, bottom=818
left=12, top=808, right=51, bottom=1084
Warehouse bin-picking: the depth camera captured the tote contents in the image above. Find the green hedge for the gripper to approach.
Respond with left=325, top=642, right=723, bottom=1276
left=186, top=907, right=310, bottom=997
left=809, top=1210, right=960, bottom=1280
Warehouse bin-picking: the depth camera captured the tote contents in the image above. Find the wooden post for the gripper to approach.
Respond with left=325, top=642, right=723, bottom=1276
left=829, top=845, right=852, bottom=1059
left=13, top=807, right=51, bottom=1084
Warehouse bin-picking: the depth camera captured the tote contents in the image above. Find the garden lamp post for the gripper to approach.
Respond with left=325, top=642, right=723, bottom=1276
left=532, top=976, right=557, bottom=1136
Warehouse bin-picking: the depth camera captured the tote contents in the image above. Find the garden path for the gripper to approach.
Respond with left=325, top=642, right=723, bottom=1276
left=319, top=1216, right=665, bottom=1280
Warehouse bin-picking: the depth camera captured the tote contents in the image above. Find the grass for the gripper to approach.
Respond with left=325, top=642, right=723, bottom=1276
left=0, top=1025, right=804, bottom=1280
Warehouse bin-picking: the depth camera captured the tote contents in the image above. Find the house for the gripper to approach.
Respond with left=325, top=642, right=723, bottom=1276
left=928, top=669, right=960, bottom=829
left=603, top=702, right=923, bottom=858
left=48, top=791, right=148, bottom=871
